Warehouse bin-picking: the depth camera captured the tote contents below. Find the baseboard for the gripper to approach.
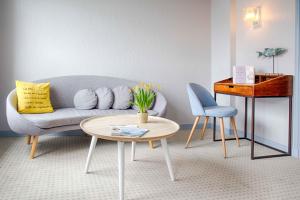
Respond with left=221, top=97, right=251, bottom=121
left=0, top=131, right=20, bottom=137
left=292, top=147, right=299, bottom=158
left=0, top=130, right=85, bottom=137
left=181, top=123, right=288, bottom=152
left=180, top=122, right=213, bottom=130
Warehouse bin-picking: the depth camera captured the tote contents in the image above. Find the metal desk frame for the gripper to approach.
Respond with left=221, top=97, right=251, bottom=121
left=213, top=93, right=292, bottom=160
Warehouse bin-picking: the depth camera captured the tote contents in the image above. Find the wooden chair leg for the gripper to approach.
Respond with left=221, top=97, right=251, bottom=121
left=219, top=118, right=227, bottom=158
left=26, top=135, right=31, bottom=145
left=185, top=116, right=200, bottom=148
left=149, top=141, right=154, bottom=149
left=200, top=116, right=209, bottom=140
left=30, top=136, right=34, bottom=144
left=30, top=136, right=39, bottom=159
left=230, top=117, right=240, bottom=147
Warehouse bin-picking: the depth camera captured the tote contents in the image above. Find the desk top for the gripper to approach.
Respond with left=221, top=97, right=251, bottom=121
left=80, top=115, right=180, bottom=142
left=214, top=74, right=293, bottom=97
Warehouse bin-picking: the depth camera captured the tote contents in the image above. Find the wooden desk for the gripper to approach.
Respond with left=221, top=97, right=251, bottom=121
left=214, top=74, right=293, bottom=160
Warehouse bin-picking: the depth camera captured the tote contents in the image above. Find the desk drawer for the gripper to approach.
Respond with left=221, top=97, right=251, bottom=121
left=214, top=84, right=253, bottom=96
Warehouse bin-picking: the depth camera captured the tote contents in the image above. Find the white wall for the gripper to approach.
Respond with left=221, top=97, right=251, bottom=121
left=295, top=0, right=300, bottom=158
left=0, top=1, right=14, bottom=130
left=0, top=0, right=211, bottom=130
left=235, top=0, right=296, bottom=149
left=211, top=0, right=236, bottom=129
left=211, top=0, right=234, bottom=85
left=211, top=0, right=296, bottom=149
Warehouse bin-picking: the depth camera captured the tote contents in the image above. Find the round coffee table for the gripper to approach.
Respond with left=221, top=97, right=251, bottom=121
left=80, top=115, right=180, bottom=200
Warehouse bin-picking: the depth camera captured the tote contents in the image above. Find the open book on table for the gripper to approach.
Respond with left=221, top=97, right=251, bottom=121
left=110, top=125, right=149, bottom=137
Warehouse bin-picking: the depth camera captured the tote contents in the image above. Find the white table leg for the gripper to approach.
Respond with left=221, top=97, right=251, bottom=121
left=131, top=141, right=136, bottom=161
left=118, top=141, right=125, bottom=200
left=84, top=136, right=98, bottom=173
left=161, top=138, right=175, bottom=181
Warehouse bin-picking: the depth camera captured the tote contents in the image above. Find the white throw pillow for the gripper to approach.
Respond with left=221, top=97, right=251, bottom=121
left=95, top=87, right=114, bottom=110
left=73, top=89, right=97, bottom=110
left=112, top=86, right=133, bottom=110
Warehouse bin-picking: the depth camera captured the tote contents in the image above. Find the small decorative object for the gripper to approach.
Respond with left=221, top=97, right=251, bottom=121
left=233, top=65, right=255, bottom=84
left=257, top=48, right=287, bottom=74
left=132, top=83, right=157, bottom=123
left=244, top=6, right=261, bottom=29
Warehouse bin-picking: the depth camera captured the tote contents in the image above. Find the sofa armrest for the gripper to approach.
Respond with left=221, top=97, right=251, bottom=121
left=6, top=90, right=41, bottom=135
left=152, top=91, right=167, bottom=117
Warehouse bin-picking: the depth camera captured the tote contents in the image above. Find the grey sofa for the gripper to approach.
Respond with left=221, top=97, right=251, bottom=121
left=6, top=75, right=167, bottom=159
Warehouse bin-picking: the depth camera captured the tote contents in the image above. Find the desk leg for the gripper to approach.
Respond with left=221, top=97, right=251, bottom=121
left=288, top=96, right=292, bottom=155
left=249, top=96, right=292, bottom=160
left=213, top=93, right=216, bottom=141
left=251, top=98, right=255, bottom=160
left=118, top=141, right=125, bottom=200
left=244, top=97, right=248, bottom=139
left=84, top=136, right=98, bottom=173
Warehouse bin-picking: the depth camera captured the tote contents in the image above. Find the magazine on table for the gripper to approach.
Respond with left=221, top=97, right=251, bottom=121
left=110, top=125, right=149, bottom=137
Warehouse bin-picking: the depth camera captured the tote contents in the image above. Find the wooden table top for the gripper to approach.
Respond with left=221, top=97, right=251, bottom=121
left=80, top=115, right=180, bottom=142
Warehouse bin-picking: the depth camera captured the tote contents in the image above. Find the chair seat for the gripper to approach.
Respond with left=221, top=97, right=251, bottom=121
left=204, top=106, right=237, bottom=117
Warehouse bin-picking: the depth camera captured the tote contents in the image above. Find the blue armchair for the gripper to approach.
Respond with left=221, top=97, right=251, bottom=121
left=186, top=83, right=240, bottom=158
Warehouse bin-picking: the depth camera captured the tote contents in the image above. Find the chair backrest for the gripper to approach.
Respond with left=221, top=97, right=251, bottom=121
left=186, top=83, right=217, bottom=116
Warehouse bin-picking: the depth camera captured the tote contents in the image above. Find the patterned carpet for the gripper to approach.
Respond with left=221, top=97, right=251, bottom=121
left=0, top=129, right=300, bottom=200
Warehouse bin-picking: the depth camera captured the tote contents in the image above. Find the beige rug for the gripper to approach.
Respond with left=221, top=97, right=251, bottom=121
left=0, top=129, right=300, bottom=200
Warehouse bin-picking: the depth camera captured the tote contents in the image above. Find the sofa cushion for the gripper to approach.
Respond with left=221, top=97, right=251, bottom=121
left=95, top=87, right=114, bottom=110
left=112, top=86, right=133, bottom=109
left=73, top=89, right=97, bottom=110
left=22, top=108, right=158, bottom=129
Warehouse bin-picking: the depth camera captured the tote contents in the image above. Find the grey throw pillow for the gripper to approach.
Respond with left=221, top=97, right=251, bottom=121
left=112, top=86, right=133, bottom=109
left=73, top=89, right=97, bottom=110
left=95, top=87, right=114, bottom=110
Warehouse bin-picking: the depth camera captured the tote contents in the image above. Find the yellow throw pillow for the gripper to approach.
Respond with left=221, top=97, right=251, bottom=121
left=16, top=80, right=54, bottom=114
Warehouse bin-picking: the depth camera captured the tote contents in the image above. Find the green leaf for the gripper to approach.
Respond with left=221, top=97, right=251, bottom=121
left=132, top=84, right=156, bottom=113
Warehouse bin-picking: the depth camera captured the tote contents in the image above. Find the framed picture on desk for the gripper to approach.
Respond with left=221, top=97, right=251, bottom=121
left=233, top=65, right=255, bottom=84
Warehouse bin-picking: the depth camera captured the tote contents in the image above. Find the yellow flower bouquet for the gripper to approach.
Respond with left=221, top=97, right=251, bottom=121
left=132, top=83, right=159, bottom=123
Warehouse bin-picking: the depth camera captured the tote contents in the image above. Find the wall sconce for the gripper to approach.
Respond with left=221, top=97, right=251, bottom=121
left=244, top=6, right=261, bottom=29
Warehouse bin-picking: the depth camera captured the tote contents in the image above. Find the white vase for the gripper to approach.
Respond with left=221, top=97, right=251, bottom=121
left=137, top=112, right=148, bottom=123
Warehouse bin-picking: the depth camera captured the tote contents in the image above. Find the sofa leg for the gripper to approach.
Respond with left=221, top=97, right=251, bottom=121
left=30, top=136, right=39, bottom=159
left=26, top=135, right=31, bottom=145
left=149, top=141, right=154, bottom=149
